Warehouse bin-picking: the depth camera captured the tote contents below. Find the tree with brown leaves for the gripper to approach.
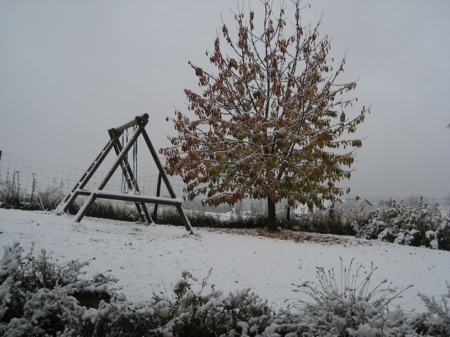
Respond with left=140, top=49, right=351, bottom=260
left=161, top=1, right=369, bottom=230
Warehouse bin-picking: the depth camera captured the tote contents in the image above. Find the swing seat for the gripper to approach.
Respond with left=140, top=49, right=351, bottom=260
left=121, top=190, right=141, bottom=195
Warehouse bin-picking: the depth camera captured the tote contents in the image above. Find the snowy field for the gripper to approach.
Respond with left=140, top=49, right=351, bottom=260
left=0, top=208, right=449, bottom=314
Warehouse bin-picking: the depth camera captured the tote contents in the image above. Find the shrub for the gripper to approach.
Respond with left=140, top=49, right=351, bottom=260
left=0, top=173, right=67, bottom=212
left=4, top=243, right=450, bottom=336
left=0, top=171, right=34, bottom=210
left=278, top=258, right=416, bottom=336
left=436, top=221, right=450, bottom=251
left=417, top=282, right=450, bottom=336
left=356, top=198, right=449, bottom=250
left=0, top=243, right=118, bottom=336
left=0, top=244, right=274, bottom=336
left=150, top=270, right=274, bottom=337
left=290, top=200, right=372, bottom=236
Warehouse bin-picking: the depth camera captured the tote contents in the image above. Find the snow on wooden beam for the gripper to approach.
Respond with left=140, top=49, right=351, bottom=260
left=78, top=189, right=183, bottom=206
left=109, top=113, right=149, bottom=135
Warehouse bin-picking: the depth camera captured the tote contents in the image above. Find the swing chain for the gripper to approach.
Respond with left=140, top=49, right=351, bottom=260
left=121, top=126, right=139, bottom=193
left=132, top=125, right=138, bottom=189
left=121, top=129, right=128, bottom=192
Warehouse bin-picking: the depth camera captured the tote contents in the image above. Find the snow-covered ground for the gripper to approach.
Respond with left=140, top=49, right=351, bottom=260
left=0, top=208, right=449, bottom=314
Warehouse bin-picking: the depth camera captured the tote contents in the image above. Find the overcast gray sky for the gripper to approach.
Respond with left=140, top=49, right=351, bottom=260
left=1, top=0, right=449, bottom=201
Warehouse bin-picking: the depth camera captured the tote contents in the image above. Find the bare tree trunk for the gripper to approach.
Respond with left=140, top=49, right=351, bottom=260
left=267, top=197, right=277, bottom=231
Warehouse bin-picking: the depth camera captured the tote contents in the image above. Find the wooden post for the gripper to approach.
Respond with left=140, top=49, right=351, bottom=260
left=55, top=137, right=116, bottom=215
left=153, top=172, right=162, bottom=221
left=140, top=128, right=192, bottom=232
left=74, top=126, right=143, bottom=223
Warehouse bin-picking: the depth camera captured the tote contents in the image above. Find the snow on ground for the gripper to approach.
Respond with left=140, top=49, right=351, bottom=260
left=0, top=208, right=449, bottom=314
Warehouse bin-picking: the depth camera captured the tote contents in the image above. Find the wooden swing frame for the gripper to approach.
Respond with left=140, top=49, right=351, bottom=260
left=55, top=114, right=192, bottom=233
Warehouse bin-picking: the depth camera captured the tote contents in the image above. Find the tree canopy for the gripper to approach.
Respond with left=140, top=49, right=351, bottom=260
left=161, top=1, right=369, bottom=228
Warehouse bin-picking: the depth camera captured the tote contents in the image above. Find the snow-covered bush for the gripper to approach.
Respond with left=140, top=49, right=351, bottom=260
left=355, top=211, right=388, bottom=241
left=4, top=244, right=450, bottom=336
left=1, top=246, right=274, bottom=336
left=0, top=171, right=25, bottom=210
left=0, top=243, right=118, bottom=336
left=436, top=221, right=450, bottom=251
left=356, top=198, right=449, bottom=250
left=80, top=298, right=162, bottom=337
left=150, top=270, right=274, bottom=337
left=417, top=282, right=450, bottom=336
left=276, top=259, right=416, bottom=336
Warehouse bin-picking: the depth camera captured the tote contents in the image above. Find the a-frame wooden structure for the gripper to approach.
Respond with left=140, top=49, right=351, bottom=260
left=55, top=113, right=192, bottom=233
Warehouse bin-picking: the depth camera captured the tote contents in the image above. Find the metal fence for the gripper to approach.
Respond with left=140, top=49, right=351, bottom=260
left=0, top=151, right=186, bottom=199
left=0, top=151, right=271, bottom=215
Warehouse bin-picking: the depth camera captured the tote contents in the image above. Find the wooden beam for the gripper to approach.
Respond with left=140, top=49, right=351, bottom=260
left=77, top=189, right=182, bottom=206
left=153, top=173, right=163, bottom=221
left=55, top=137, right=116, bottom=215
left=109, top=113, right=149, bottom=135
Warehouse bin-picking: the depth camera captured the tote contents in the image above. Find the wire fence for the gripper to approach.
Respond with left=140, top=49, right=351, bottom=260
left=0, top=151, right=187, bottom=200
left=0, top=151, right=270, bottom=215
left=3, top=150, right=447, bottom=224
